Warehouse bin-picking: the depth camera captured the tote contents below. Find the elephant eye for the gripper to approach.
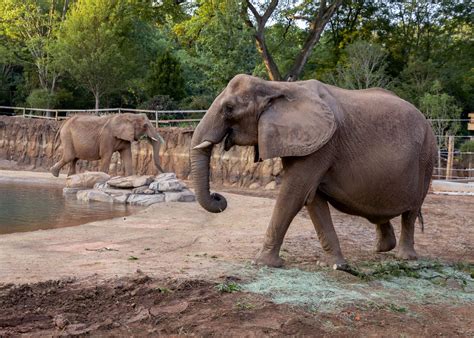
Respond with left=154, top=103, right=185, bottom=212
left=223, top=104, right=233, bottom=118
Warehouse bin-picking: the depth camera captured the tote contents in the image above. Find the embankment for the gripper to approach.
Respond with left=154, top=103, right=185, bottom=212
left=0, top=116, right=282, bottom=187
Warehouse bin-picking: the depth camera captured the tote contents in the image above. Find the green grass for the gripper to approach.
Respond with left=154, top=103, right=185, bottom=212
left=216, top=282, right=241, bottom=293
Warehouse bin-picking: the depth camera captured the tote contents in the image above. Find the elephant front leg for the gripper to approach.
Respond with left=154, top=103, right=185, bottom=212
left=306, top=193, right=347, bottom=267
left=254, top=179, right=310, bottom=268
left=99, top=152, right=113, bottom=174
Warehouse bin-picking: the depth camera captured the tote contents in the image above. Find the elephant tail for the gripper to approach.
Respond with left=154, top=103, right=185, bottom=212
left=417, top=210, right=424, bottom=233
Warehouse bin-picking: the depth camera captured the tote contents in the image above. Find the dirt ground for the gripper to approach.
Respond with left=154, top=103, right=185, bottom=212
left=0, top=171, right=473, bottom=336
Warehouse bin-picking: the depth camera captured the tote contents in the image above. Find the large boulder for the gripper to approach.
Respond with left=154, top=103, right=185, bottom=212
left=66, top=172, right=110, bottom=189
left=164, top=189, right=196, bottom=202
left=150, top=180, right=185, bottom=192
left=77, top=190, right=114, bottom=203
left=107, top=175, right=155, bottom=189
left=127, top=194, right=165, bottom=206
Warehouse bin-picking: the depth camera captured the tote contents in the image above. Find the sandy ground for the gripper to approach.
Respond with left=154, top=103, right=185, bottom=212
left=0, top=170, right=473, bottom=336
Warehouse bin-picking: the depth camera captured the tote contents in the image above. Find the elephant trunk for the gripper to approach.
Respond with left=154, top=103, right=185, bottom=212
left=190, top=146, right=227, bottom=213
left=146, top=122, right=165, bottom=173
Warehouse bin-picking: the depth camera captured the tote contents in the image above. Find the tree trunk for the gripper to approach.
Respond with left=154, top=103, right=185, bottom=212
left=243, top=0, right=342, bottom=81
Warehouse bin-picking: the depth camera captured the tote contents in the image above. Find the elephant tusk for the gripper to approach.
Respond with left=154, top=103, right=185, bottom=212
left=150, top=136, right=158, bottom=141
left=193, top=141, right=213, bottom=149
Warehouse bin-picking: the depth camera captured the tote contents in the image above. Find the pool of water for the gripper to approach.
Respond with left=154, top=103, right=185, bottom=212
left=0, top=183, right=139, bottom=235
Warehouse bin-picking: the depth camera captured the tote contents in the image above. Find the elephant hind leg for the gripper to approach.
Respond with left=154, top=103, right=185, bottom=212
left=375, top=221, right=396, bottom=252
left=67, top=158, right=78, bottom=176
left=50, top=154, right=75, bottom=177
left=306, top=193, right=346, bottom=267
left=396, top=210, right=418, bottom=260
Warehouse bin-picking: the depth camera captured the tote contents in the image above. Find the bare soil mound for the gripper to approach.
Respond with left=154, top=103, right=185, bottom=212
left=1, top=271, right=472, bottom=336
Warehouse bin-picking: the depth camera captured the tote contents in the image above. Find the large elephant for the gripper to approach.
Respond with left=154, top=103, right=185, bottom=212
left=50, top=113, right=164, bottom=177
left=191, top=74, right=437, bottom=268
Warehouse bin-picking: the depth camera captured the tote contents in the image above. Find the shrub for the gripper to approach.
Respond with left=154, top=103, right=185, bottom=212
left=25, top=89, right=57, bottom=108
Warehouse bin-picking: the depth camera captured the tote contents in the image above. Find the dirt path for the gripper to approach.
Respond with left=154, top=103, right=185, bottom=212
left=0, top=170, right=473, bottom=336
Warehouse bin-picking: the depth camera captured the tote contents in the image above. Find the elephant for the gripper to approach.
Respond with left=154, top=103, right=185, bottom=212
left=50, top=113, right=164, bottom=177
left=190, top=74, right=437, bottom=268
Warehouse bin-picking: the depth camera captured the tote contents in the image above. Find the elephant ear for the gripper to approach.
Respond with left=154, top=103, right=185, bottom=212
left=257, top=95, right=336, bottom=160
left=112, top=116, right=135, bottom=142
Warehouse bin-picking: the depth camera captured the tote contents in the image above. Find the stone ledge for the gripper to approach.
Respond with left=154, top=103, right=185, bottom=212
left=63, top=172, right=195, bottom=206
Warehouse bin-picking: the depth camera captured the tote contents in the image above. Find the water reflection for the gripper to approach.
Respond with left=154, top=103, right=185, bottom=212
left=0, top=183, right=139, bottom=234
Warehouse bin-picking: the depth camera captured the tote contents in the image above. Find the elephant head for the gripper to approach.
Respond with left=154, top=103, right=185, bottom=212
left=110, top=113, right=165, bottom=173
left=191, top=74, right=337, bottom=213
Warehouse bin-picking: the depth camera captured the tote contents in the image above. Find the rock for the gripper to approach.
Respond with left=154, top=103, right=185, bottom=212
left=53, top=314, right=68, bottom=329
left=94, top=182, right=109, bottom=190
left=107, top=175, right=155, bottom=189
left=132, top=186, right=155, bottom=194
left=249, top=182, right=261, bottom=189
left=264, top=181, right=277, bottom=190
left=77, top=190, right=114, bottom=203
left=149, top=179, right=185, bottom=192
left=98, top=188, right=132, bottom=204
left=66, top=172, right=110, bottom=189
left=63, top=187, right=82, bottom=195
left=113, top=194, right=129, bottom=204
left=164, top=189, right=196, bottom=202
left=154, top=172, right=177, bottom=182
left=127, top=194, right=165, bottom=206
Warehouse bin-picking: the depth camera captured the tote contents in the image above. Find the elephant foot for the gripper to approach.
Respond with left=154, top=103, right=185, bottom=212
left=375, top=236, right=397, bottom=253
left=50, top=166, right=60, bottom=177
left=396, top=246, right=418, bottom=260
left=253, top=249, right=284, bottom=268
left=317, top=254, right=347, bottom=269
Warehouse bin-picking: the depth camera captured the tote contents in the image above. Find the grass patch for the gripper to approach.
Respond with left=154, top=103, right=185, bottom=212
left=241, top=261, right=474, bottom=313
left=216, top=282, right=241, bottom=293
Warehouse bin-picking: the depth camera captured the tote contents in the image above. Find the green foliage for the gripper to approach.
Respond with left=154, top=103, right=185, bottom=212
left=460, top=140, right=474, bottom=154
left=330, top=39, right=390, bottom=89
left=175, top=0, right=257, bottom=96
left=419, top=81, right=462, bottom=144
left=216, top=281, right=241, bottom=293
left=139, top=95, right=178, bottom=111
left=54, top=0, right=143, bottom=108
left=26, top=88, right=57, bottom=109
left=0, top=0, right=471, bottom=117
left=146, top=50, right=185, bottom=101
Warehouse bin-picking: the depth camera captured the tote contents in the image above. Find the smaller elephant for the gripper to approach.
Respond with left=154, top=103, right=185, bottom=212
left=50, top=113, right=164, bottom=177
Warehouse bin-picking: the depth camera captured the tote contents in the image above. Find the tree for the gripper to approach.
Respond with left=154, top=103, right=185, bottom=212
left=241, top=0, right=343, bottom=81
left=331, top=40, right=389, bottom=89
left=54, top=0, right=141, bottom=109
left=146, top=50, right=186, bottom=101
left=174, top=0, right=257, bottom=96
left=0, top=0, right=69, bottom=98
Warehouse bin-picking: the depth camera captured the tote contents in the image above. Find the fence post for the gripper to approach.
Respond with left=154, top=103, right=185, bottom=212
left=155, top=111, right=158, bottom=128
left=446, top=135, right=454, bottom=180
left=22, top=107, right=26, bottom=117
left=55, top=110, right=58, bottom=121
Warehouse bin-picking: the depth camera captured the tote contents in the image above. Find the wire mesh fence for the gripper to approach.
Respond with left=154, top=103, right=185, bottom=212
left=0, top=105, right=472, bottom=181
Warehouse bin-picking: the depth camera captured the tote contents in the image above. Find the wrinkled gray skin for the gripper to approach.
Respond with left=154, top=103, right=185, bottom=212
left=191, top=74, right=437, bottom=268
left=50, top=113, right=164, bottom=177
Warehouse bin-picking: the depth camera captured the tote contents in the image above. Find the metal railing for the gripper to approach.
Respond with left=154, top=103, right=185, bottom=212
left=0, top=106, right=206, bottom=128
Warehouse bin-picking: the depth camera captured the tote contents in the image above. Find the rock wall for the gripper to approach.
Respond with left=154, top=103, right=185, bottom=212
left=0, top=116, right=282, bottom=187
